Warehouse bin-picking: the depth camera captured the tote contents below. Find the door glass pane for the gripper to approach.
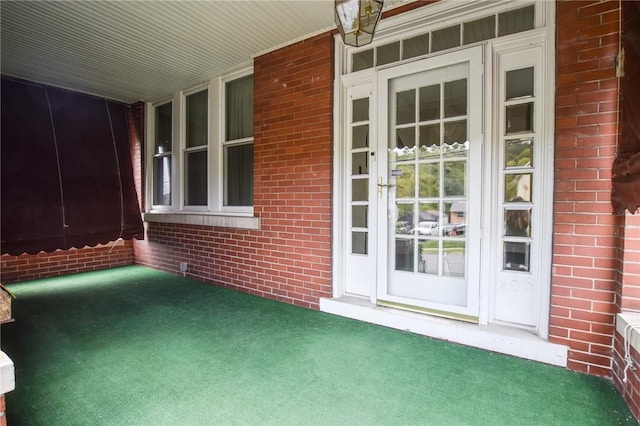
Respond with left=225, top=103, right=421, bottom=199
left=419, top=124, right=441, bottom=158
left=404, top=34, right=429, bottom=59
left=419, top=84, right=440, bottom=121
left=352, top=232, right=368, bottom=255
left=396, top=90, right=416, bottom=124
left=418, top=163, right=440, bottom=198
left=396, top=127, right=416, bottom=160
left=505, top=138, right=533, bottom=168
left=505, top=208, right=531, bottom=237
left=443, top=240, right=465, bottom=277
left=353, top=49, right=374, bottom=72
left=504, top=173, right=532, bottom=202
left=506, top=68, right=534, bottom=100
left=396, top=203, right=414, bottom=235
left=443, top=120, right=468, bottom=149
left=418, top=202, right=440, bottom=236
left=444, top=161, right=466, bottom=197
left=352, top=125, right=369, bottom=149
left=504, top=242, right=530, bottom=272
left=377, top=41, right=400, bottom=66
left=395, top=239, right=414, bottom=272
left=418, top=240, right=438, bottom=275
left=506, top=103, right=533, bottom=134
left=353, top=98, right=369, bottom=122
left=463, top=16, right=495, bottom=45
left=352, top=178, right=368, bottom=201
left=395, top=164, right=415, bottom=198
left=185, top=150, right=208, bottom=206
left=444, top=79, right=467, bottom=117
left=445, top=201, right=466, bottom=237
left=352, top=152, right=368, bottom=175
left=352, top=206, right=368, bottom=228
left=499, top=5, right=535, bottom=37
left=432, top=25, right=461, bottom=52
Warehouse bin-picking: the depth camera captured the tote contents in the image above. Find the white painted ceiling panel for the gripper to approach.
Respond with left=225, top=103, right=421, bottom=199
left=1, top=0, right=352, bottom=103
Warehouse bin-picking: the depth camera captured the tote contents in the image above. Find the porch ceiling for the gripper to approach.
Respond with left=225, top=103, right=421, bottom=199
left=0, top=1, right=404, bottom=104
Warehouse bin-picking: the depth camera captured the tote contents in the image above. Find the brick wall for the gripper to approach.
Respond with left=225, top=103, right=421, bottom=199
left=0, top=241, right=135, bottom=284
left=551, top=0, right=622, bottom=376
left=134, top=32, right=334, bottom=309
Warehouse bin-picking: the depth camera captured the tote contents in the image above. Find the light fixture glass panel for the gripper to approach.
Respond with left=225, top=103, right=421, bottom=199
left=418, top=163, right=440, bottom=198
left=504, top=173, right=532, bottom=202
left=464, top=15, right=496, bottom=44
left=506, top=103, right=533, bottom=134
left=444, top=79, right=467, bottom=117
left=499, top=5, right=535, bottom=36
left=444, top=160, right=466, bottom=197
left=419, top=124, right=441, bottom=158
left=352, top=231, right=368, bottom=255
left=352, top=125, right=369, bottom=149
left=503, top=241, right=531, bottom=272
left=404, top=34, right=429, bottom=59
left=432, top=25, right=461, bottom=52
left=504, top=208, right=531, bottom=237
left=352, top=97, right=369, bottom=122
left=377, top=41, right=400, bottom=66
left=419, top=84, right=440, bottom=121
left=353, top=49, right=374, bottom=72
left=352, top=205, right=368, bottom=228
left=352, top=152, right=368, bottom=175
left=352, top=178, right=368, bottom=201
left=506, top=67, right=534, bottom=100
left=396, top=90, right=415, bottom=125
left=505, top=138, right=533, bottom=168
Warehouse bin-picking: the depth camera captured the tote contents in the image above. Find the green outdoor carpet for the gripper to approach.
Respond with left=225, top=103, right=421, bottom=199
left=2, top=265, right=637, bottom=426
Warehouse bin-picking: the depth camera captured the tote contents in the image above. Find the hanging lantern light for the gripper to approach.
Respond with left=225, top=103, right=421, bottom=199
left=335, top=0, right=384, bottom=47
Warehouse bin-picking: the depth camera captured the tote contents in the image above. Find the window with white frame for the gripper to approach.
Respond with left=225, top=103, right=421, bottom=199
left=152, top=101, right=172, bottom=206
left=184, top=89, right=209, bottom=207
left=147, top=71, right=254, bottom=214
left=224, top=75, right=254, bottom=207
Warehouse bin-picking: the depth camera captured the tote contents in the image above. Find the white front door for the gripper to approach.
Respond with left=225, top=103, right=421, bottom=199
left=376, top=47, right=484, bottom=321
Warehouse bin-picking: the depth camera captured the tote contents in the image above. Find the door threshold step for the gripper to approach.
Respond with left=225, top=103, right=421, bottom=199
left=320, top=295, right=568, bottom=367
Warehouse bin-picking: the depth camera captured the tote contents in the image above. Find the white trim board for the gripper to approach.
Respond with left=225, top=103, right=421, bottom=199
left=320, top=296, right=568, bottom=367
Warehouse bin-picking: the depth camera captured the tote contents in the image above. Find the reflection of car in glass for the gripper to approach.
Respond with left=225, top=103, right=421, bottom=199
left=450, top=223, right=466, bottom=236
left=417, top=221, right=439, bottom=235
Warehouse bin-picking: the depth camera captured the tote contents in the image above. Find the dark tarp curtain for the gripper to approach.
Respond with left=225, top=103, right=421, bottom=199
left=612, top=1, right=640, bottom=215
left=1, top=78, right=144, bottom=255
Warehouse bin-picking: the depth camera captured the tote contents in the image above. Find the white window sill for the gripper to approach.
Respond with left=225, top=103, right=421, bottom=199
left=143, top=212, right=260, bottom=230
left=617, top=312, right=640, bottom=354
left=0, top=351, right=15, bottom=395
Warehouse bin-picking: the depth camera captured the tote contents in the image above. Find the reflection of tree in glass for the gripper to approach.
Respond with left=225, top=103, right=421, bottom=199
left=444, top=161, right=465, bottom=196
left=506, top=139, right=532, bottom=168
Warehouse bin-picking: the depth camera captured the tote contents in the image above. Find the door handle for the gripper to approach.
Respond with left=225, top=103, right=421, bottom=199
left=378, top=177, right=395, bottom=197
